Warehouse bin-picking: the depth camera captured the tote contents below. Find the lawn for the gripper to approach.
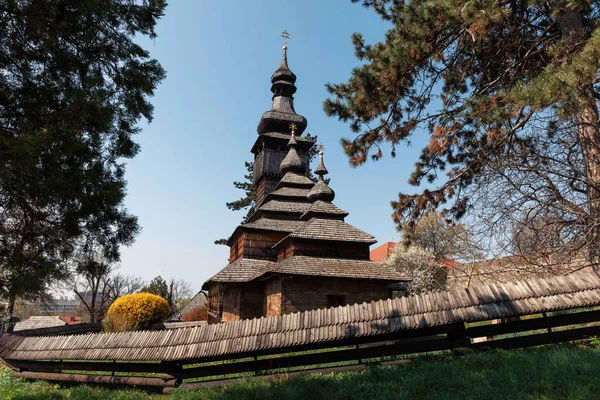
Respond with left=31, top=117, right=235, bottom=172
left=2, top=345, right=600, bottom=399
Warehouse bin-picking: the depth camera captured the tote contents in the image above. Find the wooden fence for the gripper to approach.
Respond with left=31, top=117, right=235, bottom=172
left=2, top=269, right=600, bottom=392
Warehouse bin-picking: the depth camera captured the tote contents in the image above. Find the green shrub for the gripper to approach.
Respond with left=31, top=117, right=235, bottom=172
left=104, top=292, right=169, bottom=332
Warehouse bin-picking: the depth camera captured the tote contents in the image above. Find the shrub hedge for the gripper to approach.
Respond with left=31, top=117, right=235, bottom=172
left=104, top=293, right=169, bottom=332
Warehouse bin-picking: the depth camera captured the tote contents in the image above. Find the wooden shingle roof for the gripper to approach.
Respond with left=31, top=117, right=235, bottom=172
left=3, top=270, right=600, bottom=362
left=260, top=256, right=407, bottom=281
left=241, top=218, right=305, bottom=233
left=258, top=200, right=311, bottom=214
left=276, top=172, right=314, bottom=188
left=300, top=200, right=349, bottom=220
left=205, top=259, right=273, bottom=284
left=266, top=187, right=310, bottom=200
left=13, top=317, right=66, bottom=332
left=280, top=218, right=376, bottom=244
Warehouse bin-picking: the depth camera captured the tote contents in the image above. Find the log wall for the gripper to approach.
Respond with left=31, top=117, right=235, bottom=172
left=279, top=241, right=371, bottom=261
left=229, top=235, right=244, bottom=262
left=264, top=277, right=282, bottom=317
left=239, top=281, right=265, bottom=320
left=243, top=231, right=285, bottom=261
left=255, top=176, right=279, bottom=208
left=221, top=285, right=242, bottom=322
left=282, top=275, right=391, bottom=314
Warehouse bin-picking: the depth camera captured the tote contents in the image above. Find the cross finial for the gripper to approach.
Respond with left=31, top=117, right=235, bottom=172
left=317, top=142, right=325, bottom=156
left=280, top=30, right=290, bottom=48
left=289, top=123, right=297, bottom=136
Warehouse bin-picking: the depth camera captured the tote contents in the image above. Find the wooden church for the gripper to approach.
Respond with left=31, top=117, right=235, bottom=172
left=203, top=43, right=407, bottom=324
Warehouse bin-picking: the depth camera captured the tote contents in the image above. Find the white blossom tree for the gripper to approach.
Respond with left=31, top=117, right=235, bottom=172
left=382, top=245, right=447, bottom=296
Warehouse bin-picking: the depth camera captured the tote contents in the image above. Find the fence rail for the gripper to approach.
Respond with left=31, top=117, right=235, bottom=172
left=2, top=269, right=600, bottom=392
left=3, top=306, right=600, bottom=392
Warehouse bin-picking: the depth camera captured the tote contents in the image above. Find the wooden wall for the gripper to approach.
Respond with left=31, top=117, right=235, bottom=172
left=229, top=231, right=288, bottom=262
left=243, top=231, right=286, bottom=261
left=229, top=235, right=244, bottom=261
left=264, top=277, right=282, bottom=317
left=282, top=275, right=391, bottom=314
left=206, top=283, right=220, bottom=324
left=277, top=240, right=371, bottom=261
left=221, top=284, right=242, bottom=322
left=255, top=176, right=279, bottom=208
left=239, top=281, right=265, bottom=320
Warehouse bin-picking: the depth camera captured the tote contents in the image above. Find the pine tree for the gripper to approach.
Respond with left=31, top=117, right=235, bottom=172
left=325, top=0, right=600, bottom=265
left=0, top=0, right=166, bottom=315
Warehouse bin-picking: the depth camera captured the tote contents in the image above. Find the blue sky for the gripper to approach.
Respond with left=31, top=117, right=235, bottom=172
left=119, top=1, right=430, bottom=289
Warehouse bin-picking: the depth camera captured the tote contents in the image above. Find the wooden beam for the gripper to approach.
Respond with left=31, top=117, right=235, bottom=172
left=471, top=325, right=600, bottom=350
left=174, top=337, right=469, bottom=380
left=5, top=360, right=178, bottom=375
left=466, top=309, right=600, bottom=338
left=15, top=371, right=177, bottom=388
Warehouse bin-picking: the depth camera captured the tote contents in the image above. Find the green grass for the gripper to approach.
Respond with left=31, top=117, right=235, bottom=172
left=3, top=345, right=600, bottom=399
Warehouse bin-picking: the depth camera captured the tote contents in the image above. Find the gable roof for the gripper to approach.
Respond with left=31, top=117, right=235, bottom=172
left=13, top=316, right=66, bottom=332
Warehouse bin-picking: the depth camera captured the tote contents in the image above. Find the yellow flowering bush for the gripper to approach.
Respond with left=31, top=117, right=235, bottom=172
left=104, top=293, right=170, bottom=332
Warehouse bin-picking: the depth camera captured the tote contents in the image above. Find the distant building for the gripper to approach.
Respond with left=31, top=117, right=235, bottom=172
left=40, top=298, right=81, bottom=315
left=370, top=242, right=398, bottom=262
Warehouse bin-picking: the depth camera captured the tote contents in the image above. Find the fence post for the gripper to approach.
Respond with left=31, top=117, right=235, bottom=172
left=447, top=322, right=471, bottom=355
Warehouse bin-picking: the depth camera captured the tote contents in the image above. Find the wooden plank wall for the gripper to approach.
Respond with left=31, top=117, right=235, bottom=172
left=289, top=241, right=371, bottom=260
left=243, top=231, right=285, bottom=261
left=282, top=276, right=391, bottom=314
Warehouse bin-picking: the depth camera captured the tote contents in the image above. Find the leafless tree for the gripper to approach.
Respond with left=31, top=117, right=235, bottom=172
left=466, top=116, right=594, bottom=273
left=167, top=278, right=193, bottom=316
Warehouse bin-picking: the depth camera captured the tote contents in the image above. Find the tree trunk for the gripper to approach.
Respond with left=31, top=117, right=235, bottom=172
left=556, top=7, right=600, bottom=267
left=8, top=292, right=15, bottom=322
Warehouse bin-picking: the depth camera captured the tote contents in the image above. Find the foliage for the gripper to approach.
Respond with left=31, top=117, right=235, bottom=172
left=0, top=0, right=166, bottom=315
left=104, top=292, right=169, bottom=332
left=325, top=0, right=600, bottom=264
left=182, top=305, right=208, bottom=322
left=402, top=210, right=485, bottom=262
left=142, top=276, right=169, bottom=299
left=382, top=245, right=446, bottom=296
left=72, top=256, right=145, bottom=324
left=167, top=279, right=193, bottom=314
left=589, top=336, right=600, bottom=350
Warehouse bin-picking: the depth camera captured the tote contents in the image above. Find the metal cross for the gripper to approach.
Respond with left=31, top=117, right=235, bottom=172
left=317, top=142, right=325, bottom=155
left=289, top=123, right=297, bottom=135
left=280, top=30, right=290, bottom=46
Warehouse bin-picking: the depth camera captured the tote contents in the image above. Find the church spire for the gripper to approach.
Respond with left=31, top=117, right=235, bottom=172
left=308, top=144, right=335, bottom=202
left=257, top=31, right=308, bottom=135
left=280, top=124, right=307, bottom=175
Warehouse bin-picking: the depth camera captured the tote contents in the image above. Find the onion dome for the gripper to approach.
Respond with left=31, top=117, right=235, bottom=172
left=308, top=148, right=335, bottom=202
left=280, top=128, right=306, bottom=175
left=257, top=45, right=307, bottom=135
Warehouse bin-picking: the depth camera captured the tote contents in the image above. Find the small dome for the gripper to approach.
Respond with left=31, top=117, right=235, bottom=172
left=280, top=134, right=306, bottom=174
left=307, top=178, right=335, bottom=202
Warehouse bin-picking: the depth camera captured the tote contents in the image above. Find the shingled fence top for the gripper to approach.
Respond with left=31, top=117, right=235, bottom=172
left=1, top=269, right=600, bottom=362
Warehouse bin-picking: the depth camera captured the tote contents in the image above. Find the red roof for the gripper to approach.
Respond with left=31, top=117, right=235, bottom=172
left=370, top=242, right=397, bottom=262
